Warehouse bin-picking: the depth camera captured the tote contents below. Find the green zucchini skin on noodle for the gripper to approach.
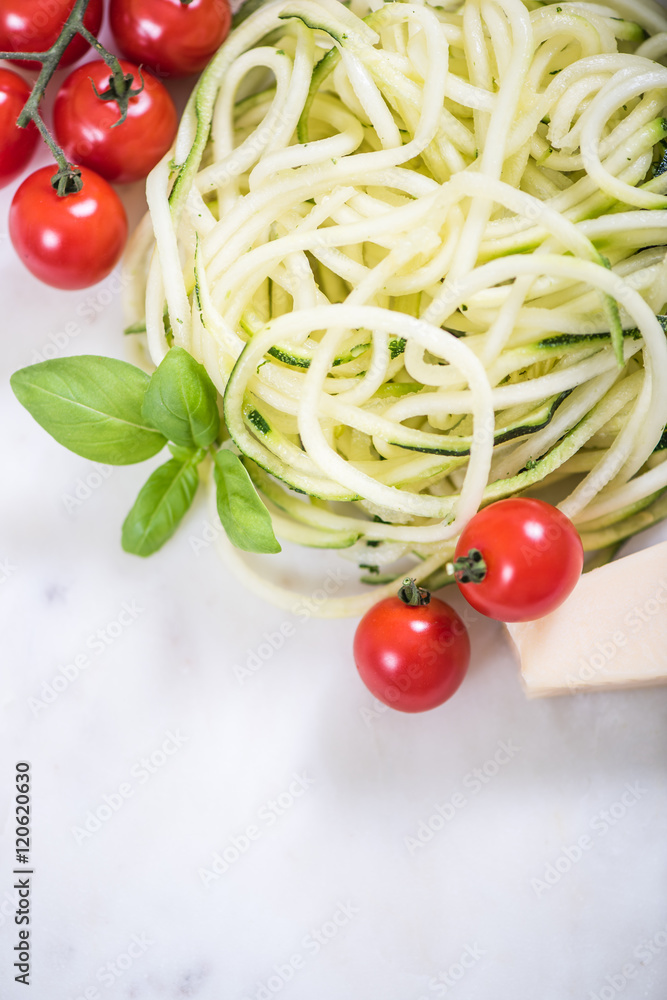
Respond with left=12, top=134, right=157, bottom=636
left=128, top=0, right=667, bottom=600
left=390, top=391, right=572, bottom=456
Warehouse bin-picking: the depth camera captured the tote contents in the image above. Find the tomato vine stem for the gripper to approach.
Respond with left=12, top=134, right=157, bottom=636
left=398, top=578, right=431, bottom=607
left=0, top=0, right=144, bottom=194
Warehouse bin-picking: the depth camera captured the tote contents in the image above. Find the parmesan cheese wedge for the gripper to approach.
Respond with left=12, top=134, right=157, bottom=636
left=505, top=540, right=667, bottom=696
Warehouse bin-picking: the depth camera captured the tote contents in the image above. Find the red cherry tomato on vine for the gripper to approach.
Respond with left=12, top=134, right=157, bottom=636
left=354, top=580, right=471, bottom=713
left=0, top=69, right=38, bottom=187
left=9, top=165, right=128, bottom=290
left=53, top=60, right=178, bottom=184
left=0, top=0, right=103, bottom=69
left=453, top=498, right=584, bottom=623
left=110, top=0, right=232, bottom=78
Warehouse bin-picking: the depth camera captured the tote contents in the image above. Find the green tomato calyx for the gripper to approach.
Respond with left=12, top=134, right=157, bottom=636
left=452, top=549, right=488, bottom=585
left=398, top=578, right=431, bottom=607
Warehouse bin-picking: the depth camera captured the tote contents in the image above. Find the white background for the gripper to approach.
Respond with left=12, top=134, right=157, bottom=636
left=1, top=4, right=667, bottom=999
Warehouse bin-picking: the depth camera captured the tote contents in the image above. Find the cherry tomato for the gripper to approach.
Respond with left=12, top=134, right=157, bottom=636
left=354, top=580, right=471, bottom=713
left=0, top=69, right=38, bottom=188
left=453, top=498, right=584, bottom=623
left=9, top=165, right=128, bottom=290
left=110, top=0, right=232, bottom=77
left=53, top=60, right=178, bottom=184
left=0, top=0, right=104, bottom=69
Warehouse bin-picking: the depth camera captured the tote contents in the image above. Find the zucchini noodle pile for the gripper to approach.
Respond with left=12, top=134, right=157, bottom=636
left=124, top=0, right=667, bottom=615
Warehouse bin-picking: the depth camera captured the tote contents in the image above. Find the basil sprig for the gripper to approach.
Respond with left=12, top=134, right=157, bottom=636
left=11, top=349, right=280, bottom=559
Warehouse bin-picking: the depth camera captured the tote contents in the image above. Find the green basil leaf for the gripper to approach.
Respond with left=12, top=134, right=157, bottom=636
left=142, top=347, right=220, bottom=449
left=10, top=356, right=166, bottom=465
left=168, top=443, right=204, bottom=463
left=122, top=458, right=199, bottom=557
left=214, top=451, right=281, bottom=555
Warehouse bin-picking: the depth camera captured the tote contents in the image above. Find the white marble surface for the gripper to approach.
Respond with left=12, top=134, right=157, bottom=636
left=2, top=56, right=667, bottom=1000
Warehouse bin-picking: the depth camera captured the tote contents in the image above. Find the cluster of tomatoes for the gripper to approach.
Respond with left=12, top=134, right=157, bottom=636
left=0, top=3, right=586, bottom=717
left=0, top=0, right=231, bottom=289
left=354, top=498, right=584, bottom=713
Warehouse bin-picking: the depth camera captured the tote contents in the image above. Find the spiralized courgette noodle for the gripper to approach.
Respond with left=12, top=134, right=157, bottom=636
left=124, top=0, right=667, bottom=616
